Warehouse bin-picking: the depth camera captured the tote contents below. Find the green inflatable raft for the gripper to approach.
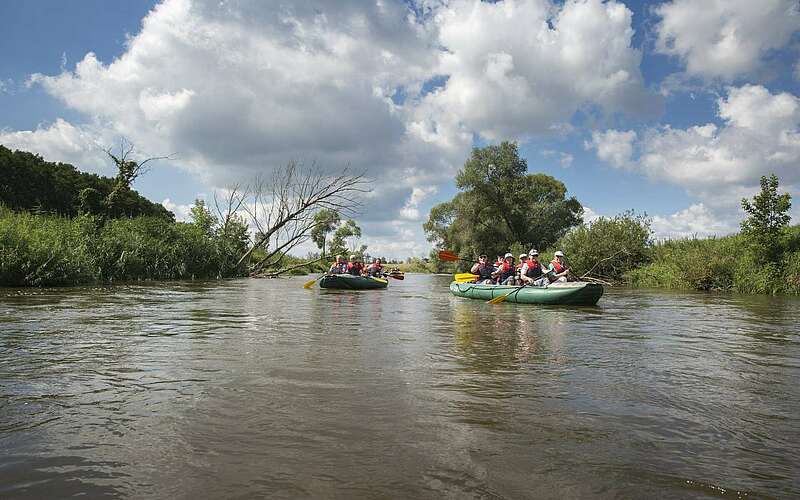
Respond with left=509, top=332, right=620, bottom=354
left=319, top=274, right=388, bottom=290
left=449, top=281, right=603, bottom=305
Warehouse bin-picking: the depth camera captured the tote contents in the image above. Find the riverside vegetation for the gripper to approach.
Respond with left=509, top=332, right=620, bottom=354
left=425, top=143, right=799, bottom=295
left=3, top=143, right=798, bottom=294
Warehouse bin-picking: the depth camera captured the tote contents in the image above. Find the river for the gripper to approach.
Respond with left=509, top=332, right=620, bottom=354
left=1, top=274, right=798, bottom=498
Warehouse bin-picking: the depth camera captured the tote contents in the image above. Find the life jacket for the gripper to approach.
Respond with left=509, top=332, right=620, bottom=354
left=474, top=263, right=494, bottom=280
left=550, top=260, right=564, bottom=273
left=347, top=262, right=364, bottom=276
left=367, top=263, right=383, bottom=276
left=525, top=261, right=543, bottom=278
left=330, top=262, right=347, bottom=273
left=496, top=261, right=515, bottom=281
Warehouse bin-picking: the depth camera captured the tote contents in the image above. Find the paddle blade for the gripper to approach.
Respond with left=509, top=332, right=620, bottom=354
left=487, top=292, right=512, bottom=304
left=437, top=250, right=460, bottom=262
left=302, top=277, right=318, bottom=289
left=387, top=273, right=404, bottom=280
left=454, top=273, right=479, bottom=283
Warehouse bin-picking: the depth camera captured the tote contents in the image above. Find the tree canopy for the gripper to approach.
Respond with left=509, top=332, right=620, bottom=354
left=424, top=142, right=583, bottom=259
left=0, top=145, right=172, bottom=219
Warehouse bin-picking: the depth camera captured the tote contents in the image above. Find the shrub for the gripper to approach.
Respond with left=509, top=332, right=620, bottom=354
left=554, top=211, right=652, bottom=281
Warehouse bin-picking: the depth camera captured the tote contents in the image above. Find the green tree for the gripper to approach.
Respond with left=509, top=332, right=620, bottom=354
left=329, top=219, right=365, bottom=257
left=189, top=199, right=218, bottom=236
left=741, top=174, right=792, bottom=261
left=310, top=208, right=340, bottom=257
left=424, top=142, right=582, bottom=262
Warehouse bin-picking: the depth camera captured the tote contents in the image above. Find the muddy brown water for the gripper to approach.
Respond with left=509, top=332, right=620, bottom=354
left=1, top=274, right=798, bottom=498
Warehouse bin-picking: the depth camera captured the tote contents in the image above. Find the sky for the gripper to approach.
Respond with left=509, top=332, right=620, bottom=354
left=1, top=0, right=799, bottom=259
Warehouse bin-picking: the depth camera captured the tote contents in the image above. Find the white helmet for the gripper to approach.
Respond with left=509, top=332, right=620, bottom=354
left=504, top=252, right=513, bottom=259
left=554, top=250, right=564, bottom=257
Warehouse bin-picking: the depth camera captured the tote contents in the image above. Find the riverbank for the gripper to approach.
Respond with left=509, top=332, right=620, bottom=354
left=0, top=206, right=247, bottom=286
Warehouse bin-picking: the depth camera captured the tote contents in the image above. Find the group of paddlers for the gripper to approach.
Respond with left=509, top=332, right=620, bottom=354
left=470, top=249, right=571, bottom=286
left=328, top=255, right=389, bottom=278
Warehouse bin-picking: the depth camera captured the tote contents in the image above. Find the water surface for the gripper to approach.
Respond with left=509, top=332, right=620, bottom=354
left=1, top=274, right=799, bottom=498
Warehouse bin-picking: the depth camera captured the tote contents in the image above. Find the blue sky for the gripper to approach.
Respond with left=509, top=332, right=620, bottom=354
left=2, top=0, right=799, bottom=257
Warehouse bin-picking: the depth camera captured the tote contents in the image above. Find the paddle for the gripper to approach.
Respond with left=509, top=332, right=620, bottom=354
left=454, top=272, right=479, bottom=282
left=386, top=273, right=404, bottom=280
left=487, top=269, right=557, bottom=304
left=488, top=283, right=530, bottom=304
left=437, top=250, right=476, bottom=263
left=303, top=274, right=325, bottom=289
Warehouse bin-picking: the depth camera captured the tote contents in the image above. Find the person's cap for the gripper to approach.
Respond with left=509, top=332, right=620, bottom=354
left=504, top=252, right=513, bottom=259
left=554, top=250, right=564, bottom=257
left=528, top=249, right=539, bottom=256
left=519, top=253, right=528, bottom=259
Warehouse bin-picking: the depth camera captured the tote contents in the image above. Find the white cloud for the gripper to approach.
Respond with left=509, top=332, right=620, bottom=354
left=413, top=0, right=657, bottom=143
left=543, top=149, right=574, bottom=168
left=651, top=203, right=739, bottom=240
left=590, top=85, right=800, bottom=212
left=585, top=129, right=636, bottom=168
left=655, top=0, right=800, bottom=81
left=0, top=79, right=13, bottom=94
left=0, top=118, right=111, bottom=173
left=6, top=0, right=662, bottom=258
left=582, top=206, right=601, bottom=224
left=161, top=198, right=193, bottom=221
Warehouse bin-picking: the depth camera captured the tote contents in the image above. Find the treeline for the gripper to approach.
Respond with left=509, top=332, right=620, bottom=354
left=1, top=146, right=248, bottom=287
left=0, top=145, right=172, bottom=219
left=425, top=142, right=798, bottom=295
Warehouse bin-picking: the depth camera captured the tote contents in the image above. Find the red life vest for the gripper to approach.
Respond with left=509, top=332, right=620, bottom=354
left=347, top=262, right=364, bottom=276
left=497, top=261, right=515, bottom=281
left=525, top=261, right=543, bottom=278
left=550, top=260, right=564, bottom=273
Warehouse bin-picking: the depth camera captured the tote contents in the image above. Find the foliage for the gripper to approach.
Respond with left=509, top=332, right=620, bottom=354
left=625, top=232, right=800, bottom=294
left=424, top=142, right=582, bottom=261
left=0, top=205, right=248, bottom=287
left=310, top=208, right=340, bottom=256
left=554, top=211, right=652, bottom=281
left=740, top=174, right=792, bottom=262
left=189, top=199, right=218, bottom=236
left=329, top=219, right=366, bottom=257
left=0, top=145, right=172, bottom=219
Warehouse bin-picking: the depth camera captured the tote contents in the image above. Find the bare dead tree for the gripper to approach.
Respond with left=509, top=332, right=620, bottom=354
left=228, top=162, right=370, bottom=275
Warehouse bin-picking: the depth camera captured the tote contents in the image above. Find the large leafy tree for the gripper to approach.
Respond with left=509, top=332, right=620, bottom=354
left=741, top=174, right=792, bottom=261
left=424, top=142, right=583, bottom=259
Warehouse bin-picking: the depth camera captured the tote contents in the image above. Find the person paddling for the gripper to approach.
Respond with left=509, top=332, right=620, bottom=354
left=520, top=249, right=548, bottom=286
left=470, top=254, right=495, bottom=284
left=366, top=258, right=384, bottom=277
left=329, top=255, right=347, bottom=274
left=493, top=253, right=516, bottom=285
left=547, top=250, right=570, bottom=283
left=347, top=255, right=365, bottom=276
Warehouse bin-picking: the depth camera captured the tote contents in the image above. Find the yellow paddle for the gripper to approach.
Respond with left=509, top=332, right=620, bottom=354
left=487, top=284, right=528, bottom=304
left=454, top=273, right=479, bottom=283
left=303, top=274, right=325, bottom=289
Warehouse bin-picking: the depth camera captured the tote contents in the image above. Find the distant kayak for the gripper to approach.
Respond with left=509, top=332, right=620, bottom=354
left=450, top=281, right=603, bottom=305
left=319, top=274, right=389, bottom=290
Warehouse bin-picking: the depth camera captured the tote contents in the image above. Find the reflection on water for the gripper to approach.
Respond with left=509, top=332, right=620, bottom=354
left=1, top=275, right=799, bottom=498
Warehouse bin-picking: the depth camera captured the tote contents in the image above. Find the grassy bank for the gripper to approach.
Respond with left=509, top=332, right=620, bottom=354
left=0, top=206, right=247, bottom=287
left=626, top=228, right=800, bottom=294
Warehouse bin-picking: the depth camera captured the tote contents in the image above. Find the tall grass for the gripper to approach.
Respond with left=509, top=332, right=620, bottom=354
left=627, top=229, right=800, bottom=294
left=0, top=206, right=247, bottom=287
